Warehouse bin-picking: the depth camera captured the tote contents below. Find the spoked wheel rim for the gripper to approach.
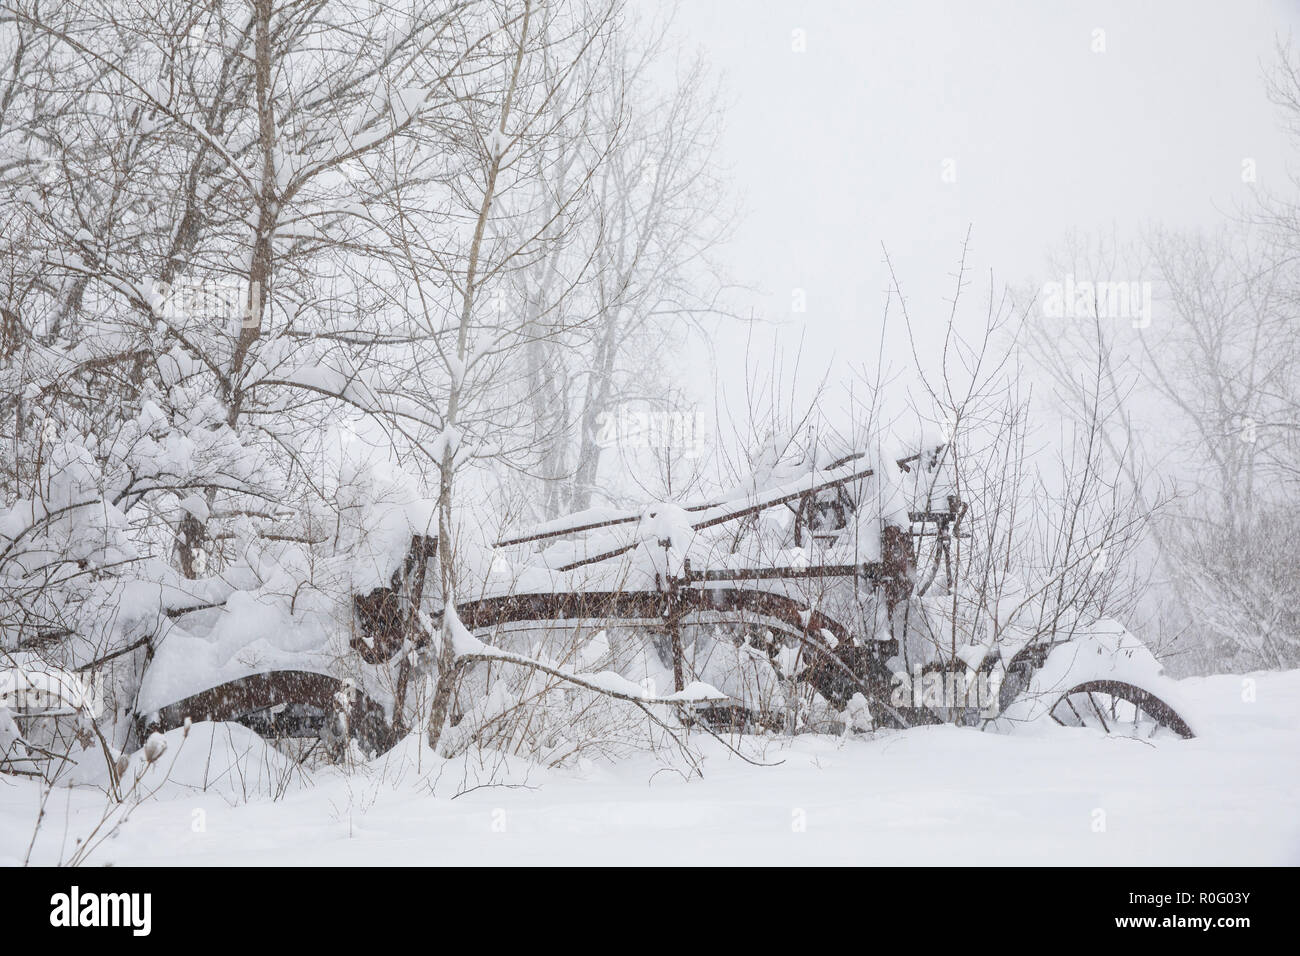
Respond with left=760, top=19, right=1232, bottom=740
left=1049, top=679, right=1195, bottom=739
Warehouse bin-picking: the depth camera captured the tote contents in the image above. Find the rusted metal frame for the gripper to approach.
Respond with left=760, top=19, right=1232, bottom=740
left=671, top=582, right=909, bottom=723
left=424, top=557, right=898, bottom=718
left=495, top=513, right=650, bottom=548
left=454, top=590, right=664, bottom=629
left=444, top=581, right=867, bottom=698
left=153, top=449, right=960, bottom=746
left=496, top=452, right=900, bottom=552
left=650, top=540, right=689, bottom=695
left=792, top=480, right=856, bottom=547
left=555, top=462, right=880, bottom=572
left=351, top=534, right=437, bottom=665
left=495, top=493, right=752, bottom=548
left=679, top=587, right=855, bottom=648
left=164, top=578, right=901, bottom=749
left=690, top=468, right=876, bottom=535
left=879, top=525, right=915, bottom=615
left=446, top=585, right=853, bottom=646
left=679, top=563, right=884, bottom=583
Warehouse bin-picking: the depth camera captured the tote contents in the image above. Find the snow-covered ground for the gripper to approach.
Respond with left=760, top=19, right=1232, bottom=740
left=3, top=670, right=1297, bottom=866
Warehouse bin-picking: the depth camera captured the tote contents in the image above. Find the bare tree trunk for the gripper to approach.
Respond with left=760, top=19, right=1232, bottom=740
left=427, top=0, right=535, bottom=752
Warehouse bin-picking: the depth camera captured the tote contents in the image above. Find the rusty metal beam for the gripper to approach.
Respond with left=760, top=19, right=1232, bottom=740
left=494, top=451, right=935, bottom=551
left=555, top=461, right=880, bottom=571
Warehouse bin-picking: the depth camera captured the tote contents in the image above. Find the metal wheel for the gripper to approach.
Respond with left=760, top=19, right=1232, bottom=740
left=1049, top=679, right=1195, bottom=739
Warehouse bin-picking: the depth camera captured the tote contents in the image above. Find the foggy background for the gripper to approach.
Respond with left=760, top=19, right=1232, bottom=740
left=659, top=0, right=1299, bottom=395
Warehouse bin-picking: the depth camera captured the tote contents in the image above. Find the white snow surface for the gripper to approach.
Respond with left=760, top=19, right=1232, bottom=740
left=3, top=669, right=1297, bottom=865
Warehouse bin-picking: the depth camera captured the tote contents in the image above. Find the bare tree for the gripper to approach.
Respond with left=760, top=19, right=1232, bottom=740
left=1023, top=223, right=1300, bottom=671
left=508, top=12, right=732, bottom=519
left=886, top=236, right=1156, bottom=721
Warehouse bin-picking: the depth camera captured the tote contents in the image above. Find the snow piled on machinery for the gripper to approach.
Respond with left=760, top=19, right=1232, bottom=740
left=3, top=421, right=1198, bottom=771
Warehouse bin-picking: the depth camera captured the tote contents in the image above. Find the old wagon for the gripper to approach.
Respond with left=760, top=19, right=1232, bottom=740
left=136, top=445, right=1196, bottom=755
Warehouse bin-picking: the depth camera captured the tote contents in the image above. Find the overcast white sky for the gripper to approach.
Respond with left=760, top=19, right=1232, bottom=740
left=651, top=0, right=1300, bottom=413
